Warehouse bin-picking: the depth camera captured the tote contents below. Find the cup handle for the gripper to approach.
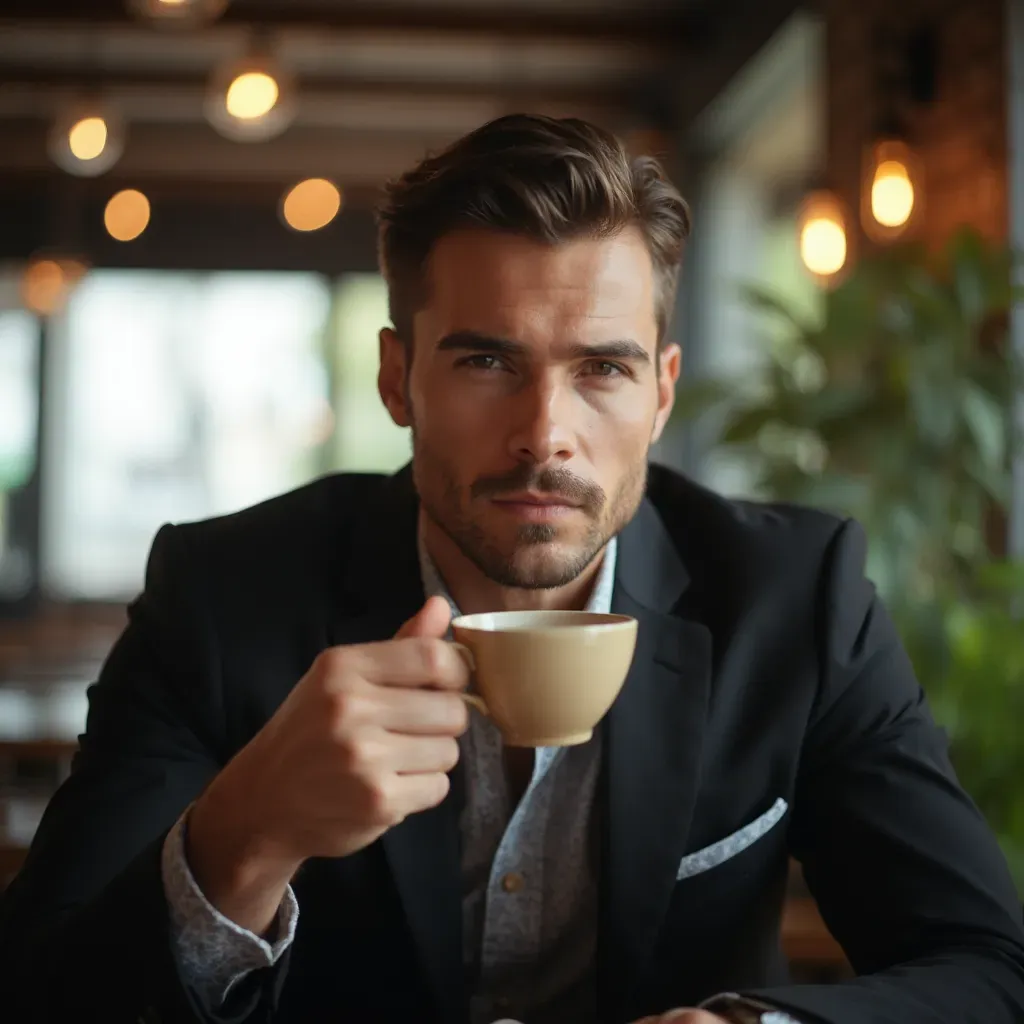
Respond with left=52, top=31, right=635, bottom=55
left=449, top=642, right=489, bottom=717
left=459, top=691, right=490, bottom=716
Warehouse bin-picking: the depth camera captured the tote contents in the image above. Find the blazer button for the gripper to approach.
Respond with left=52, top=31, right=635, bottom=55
left=501, top=872, right=524, bottom=893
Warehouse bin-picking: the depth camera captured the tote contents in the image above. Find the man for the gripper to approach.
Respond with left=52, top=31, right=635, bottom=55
left=1, top=115, right=1022, bottom=1024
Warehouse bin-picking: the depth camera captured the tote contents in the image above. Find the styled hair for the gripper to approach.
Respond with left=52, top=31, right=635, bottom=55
left=377, top=114, right=691, bottom=346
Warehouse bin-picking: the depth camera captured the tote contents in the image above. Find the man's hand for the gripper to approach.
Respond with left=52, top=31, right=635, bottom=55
left=185, top=595, right=470, bottom=934
left=632, top=1011, right=731, bottom=1024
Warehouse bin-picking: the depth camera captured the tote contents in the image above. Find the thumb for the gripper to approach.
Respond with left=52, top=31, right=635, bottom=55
left=395, top=595, right=453, bottom=640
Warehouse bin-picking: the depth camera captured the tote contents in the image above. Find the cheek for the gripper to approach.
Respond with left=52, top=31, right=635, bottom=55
left=413, top=372, right=505, bottom=457
left=581, top=388, right=659, bottom=452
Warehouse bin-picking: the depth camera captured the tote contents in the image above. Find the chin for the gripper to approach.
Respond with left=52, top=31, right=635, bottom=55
left=499, top=542, right=596, bottom=590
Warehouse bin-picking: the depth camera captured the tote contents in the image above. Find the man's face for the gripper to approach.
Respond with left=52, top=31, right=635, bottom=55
left=379, top=227, right=680, bottom=589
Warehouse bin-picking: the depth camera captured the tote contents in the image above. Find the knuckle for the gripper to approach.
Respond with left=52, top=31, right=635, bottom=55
left=330, top=689, right=368, bottom=729
left=337, top=733, right=375, bottom=774
left=418, top=638, right=448, bottom=679
left=318, top=645, right=354, bottom=684
left=363, top=778, right=399, bottom=827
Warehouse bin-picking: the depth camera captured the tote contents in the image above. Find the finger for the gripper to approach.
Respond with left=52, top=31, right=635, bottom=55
left=389, top=771, right=451, bottom=816
left=388, top=734, right=461, bottom=774
left=375, top=686, right=469, bottom=736
left=355, top=636, right=471, bottom=690
left=395, top=595, right=452, bottom=641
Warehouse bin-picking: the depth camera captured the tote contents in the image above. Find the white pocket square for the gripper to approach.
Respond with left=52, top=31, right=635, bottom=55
left=676, top=797, right=789, bottom=880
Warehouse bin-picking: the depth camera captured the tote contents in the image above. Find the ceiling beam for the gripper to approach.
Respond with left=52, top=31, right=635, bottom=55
left=0, top=0, right=714, bottom=48
left=0, top=121, right=478, bottom=188
left=0, top=64, right=639, bottom=117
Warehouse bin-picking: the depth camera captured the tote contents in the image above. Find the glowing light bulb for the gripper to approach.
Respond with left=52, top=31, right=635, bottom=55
left=225, top=71, right=279, bottom=120
left=68, top=117, right=108, bottom=161
left=801, top=217, right=847, bottom=277
left=282, top=178, right=342, bottom=232
left=104, top=189, right=151, bottom=242
left=871, top=159, right=914, bottom=228
left=797, top=191, right=847, bottom=277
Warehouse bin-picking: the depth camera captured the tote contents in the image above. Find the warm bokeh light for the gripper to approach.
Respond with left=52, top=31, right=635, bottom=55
left=206, top=54, right=294, bottom=141
left=862, top=139, right=919, bottom=239
left=128, top=0, right=230, bottom=24
left=801, top=218, right=847, bottom=277
left=50, top=104, right=125, bottom=176
left=282, top=178, right=342, bottom=232
left=20, top=257, right=88, bottom=317
left=68, top=117, right=108, bottom=162
left=104, top=189, right=151, bottom=242
left=871, top=159, right=915, bottom=228
left=225, top=71, right=279, bottom=121
left=797, top=191, right=847, bottom=278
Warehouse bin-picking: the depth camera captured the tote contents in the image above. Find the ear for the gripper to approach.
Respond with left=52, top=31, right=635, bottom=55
left=378, top=327, right=412, bottom=428
left=650, top=342, right=681, bottom=444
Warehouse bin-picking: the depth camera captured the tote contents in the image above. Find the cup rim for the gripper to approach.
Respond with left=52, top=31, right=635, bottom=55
left=450, top=610, right=637, bottom=634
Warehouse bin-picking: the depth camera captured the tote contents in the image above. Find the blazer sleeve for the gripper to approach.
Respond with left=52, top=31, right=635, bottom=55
left=0, top=524, right=291, bottom=1024
left=746, top=518, right=1024, bottom=1024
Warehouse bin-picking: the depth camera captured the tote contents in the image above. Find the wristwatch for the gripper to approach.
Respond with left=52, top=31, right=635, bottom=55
left=700, top=992, right=803, bottom=1024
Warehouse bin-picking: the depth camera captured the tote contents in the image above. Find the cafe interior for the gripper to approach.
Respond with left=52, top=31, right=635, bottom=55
left=0, top=0, right=1018, bottom=988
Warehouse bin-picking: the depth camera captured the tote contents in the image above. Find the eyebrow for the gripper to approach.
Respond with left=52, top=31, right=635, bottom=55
left=436, top=330, right=651, bottom=365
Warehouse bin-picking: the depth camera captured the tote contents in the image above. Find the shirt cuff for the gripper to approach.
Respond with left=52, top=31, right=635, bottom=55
left=160, top=805, right=299, bottom=1007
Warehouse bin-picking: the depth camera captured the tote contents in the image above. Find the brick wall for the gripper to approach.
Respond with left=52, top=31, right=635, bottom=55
left=824, top=0, right=1007, bottom=256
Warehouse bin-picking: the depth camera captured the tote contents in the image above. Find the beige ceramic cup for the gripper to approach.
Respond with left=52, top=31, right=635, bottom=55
left=450, top=610, right=638, bottom=747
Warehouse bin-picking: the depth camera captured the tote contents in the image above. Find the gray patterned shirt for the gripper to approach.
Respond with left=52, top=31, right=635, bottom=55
left=160, top=538, right=616, bottom=1023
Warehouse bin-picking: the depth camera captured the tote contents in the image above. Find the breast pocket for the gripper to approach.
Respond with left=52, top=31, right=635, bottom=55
left=676, top=797, right=789, bottom=881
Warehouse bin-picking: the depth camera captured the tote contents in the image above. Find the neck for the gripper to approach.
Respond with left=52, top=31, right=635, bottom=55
left=420, top=510, right=606, bottom=615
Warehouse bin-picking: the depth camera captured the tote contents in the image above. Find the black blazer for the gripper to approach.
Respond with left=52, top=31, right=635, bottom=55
left=2, top=465, right=1023, bottom=1024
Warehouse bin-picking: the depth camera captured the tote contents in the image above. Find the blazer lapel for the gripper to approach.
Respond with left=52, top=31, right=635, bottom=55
left=599, top=497, right=713, bottom=1024
left=326, top=467, right=468, bottom=1024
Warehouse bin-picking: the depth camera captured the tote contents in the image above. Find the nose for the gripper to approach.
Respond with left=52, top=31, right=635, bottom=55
left=506, top=377, right=578, bottom=464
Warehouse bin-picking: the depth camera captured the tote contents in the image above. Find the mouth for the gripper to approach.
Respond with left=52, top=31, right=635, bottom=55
left=489, top=492, right=582, bottom=521
left=492, top=491, right=582, bottom=508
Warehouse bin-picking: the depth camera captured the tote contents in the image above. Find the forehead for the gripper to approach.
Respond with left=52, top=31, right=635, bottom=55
left=416, top=227, right=657, bottom=347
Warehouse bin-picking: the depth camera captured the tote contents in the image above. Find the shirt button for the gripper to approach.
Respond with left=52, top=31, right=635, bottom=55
left=501, top=872, right=524, bottom=893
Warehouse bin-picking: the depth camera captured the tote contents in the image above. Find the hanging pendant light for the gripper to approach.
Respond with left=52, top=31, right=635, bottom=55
left=797, top=189, right=848, bottom=280
left=860, top=26, right=934, bottom=242
left=205, top=42, right=296, bottom=142
left=49, top=100, right=126, bottom=178
left=862, top=136, right=922, bottom=242
left=280, top=179, right=343, bottom=232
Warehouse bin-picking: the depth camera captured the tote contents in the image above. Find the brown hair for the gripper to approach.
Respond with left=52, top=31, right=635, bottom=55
left=377, top=114, right=691, bottom=347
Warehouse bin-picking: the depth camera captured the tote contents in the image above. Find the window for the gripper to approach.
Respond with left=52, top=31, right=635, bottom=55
left=0, top=307, right=40, bottom=600
left=680, top=12, right=825, bottom=497
left=43, top=269, right=410, bottom=600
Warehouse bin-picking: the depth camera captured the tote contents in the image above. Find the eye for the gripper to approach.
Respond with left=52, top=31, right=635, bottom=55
left=456, top=354, right=508, bottom=372
left=582, top=361, right=628, bottom=379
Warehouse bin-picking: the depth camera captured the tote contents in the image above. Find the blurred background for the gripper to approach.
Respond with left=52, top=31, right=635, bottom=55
left=0, top=0, right=1019, bottom=983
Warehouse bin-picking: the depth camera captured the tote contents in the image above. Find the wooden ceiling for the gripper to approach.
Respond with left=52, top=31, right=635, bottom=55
left=0, top=0, right=798, bottom=200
